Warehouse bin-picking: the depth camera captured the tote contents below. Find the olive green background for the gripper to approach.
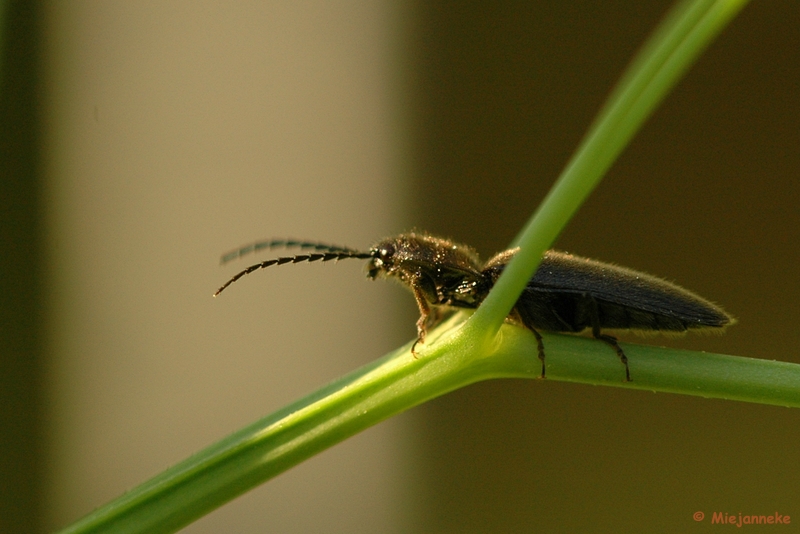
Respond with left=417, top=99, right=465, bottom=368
left=2, top=1, right=799, bottom=532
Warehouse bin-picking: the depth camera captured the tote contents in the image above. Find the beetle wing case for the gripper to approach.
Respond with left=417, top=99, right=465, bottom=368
left=483, top=249, right=734, bottom=334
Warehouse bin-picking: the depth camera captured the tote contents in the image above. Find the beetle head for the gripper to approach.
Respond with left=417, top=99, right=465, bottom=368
left=367, top=240, right=397, bottom=279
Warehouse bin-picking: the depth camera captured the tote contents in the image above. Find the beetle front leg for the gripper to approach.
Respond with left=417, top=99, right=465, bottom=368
left=410, top=284, right=432, bottom=357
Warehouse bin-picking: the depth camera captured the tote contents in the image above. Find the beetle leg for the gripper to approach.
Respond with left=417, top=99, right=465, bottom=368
left=508, top=308, right=547, bottom=378
left=530, top=327, right=546, bottom=379
left=587, top=295, right=631, bottom=382
left=410, top=283, right=431, bottom=358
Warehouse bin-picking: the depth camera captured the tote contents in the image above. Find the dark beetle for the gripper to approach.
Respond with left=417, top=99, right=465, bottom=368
left=215, top=232, right=735, bottom=381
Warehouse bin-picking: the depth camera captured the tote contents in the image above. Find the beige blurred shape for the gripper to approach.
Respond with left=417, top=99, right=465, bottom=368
left=41, top=2, right=412, bottom=532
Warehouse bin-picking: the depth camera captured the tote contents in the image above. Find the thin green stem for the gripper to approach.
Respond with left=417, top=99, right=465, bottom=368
left=471, top=0, right=749, bottom=339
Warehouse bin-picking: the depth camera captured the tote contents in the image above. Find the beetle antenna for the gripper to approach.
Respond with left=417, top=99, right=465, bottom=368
left=214, top=250, right=374, bottom=296
left=220, top=239, right=358, bottom=265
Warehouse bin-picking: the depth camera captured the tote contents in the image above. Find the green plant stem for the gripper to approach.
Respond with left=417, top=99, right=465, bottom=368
left=59, top=312, right=800, bottom=533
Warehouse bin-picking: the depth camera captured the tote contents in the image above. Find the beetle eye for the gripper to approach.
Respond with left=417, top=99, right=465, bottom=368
left=379, top=244, right=395, bottom=259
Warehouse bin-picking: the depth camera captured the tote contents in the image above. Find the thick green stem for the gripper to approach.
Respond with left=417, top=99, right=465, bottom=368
left=58, top=312, right=800, bottom=533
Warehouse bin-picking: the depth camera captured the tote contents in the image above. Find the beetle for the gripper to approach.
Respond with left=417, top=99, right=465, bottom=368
left=215, top=232, right=735, bottom=381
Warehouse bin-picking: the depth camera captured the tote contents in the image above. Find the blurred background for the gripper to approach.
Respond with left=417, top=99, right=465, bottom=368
left=2, top=1, right=799, bottom=532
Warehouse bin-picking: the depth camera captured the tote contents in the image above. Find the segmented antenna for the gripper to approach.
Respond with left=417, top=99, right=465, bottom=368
left=220, top=239, right=357, bottom=265
left=214, top=250, right=374, bottom=297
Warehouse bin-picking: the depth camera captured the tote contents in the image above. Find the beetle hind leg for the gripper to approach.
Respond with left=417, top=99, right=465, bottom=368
left=586, top=295, right=632, bottom=382
left=593, top=329, right=631, bottom=382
